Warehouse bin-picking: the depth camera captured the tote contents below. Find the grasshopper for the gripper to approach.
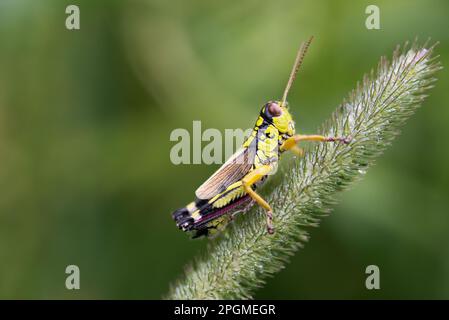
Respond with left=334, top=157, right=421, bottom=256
left=172, top=37, right=351, bottom=238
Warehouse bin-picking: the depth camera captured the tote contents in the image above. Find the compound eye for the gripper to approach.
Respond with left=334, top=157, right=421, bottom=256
left=267, top=102, right=282, bottom=117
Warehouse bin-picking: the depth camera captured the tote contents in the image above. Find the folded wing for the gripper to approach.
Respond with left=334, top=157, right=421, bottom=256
left=195, top=140, right=256, bottom=200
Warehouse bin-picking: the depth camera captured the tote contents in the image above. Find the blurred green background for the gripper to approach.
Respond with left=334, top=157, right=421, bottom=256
left=0, top=0, right=448, bottom=299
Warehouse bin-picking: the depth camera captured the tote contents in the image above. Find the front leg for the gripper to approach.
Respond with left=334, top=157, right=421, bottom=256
left=242, top=165, right=275, bottom=234
left=280, top=134, right=351, bottom=152
left=290, top=145, right=304, bottom=157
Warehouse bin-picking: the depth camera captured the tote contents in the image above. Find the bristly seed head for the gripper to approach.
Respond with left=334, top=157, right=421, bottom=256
left=168, top=40, right=441, bottom=300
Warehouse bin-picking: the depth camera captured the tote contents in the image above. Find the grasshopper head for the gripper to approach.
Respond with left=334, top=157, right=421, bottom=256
left=262, top=101, right=295, bottom=136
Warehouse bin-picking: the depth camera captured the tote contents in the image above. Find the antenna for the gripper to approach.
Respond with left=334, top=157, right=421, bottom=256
left=281, top=36, right=314, bottom=106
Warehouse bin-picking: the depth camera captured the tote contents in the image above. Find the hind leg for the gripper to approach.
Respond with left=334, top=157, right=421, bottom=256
left=242, top=165, right=275, bottom=234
